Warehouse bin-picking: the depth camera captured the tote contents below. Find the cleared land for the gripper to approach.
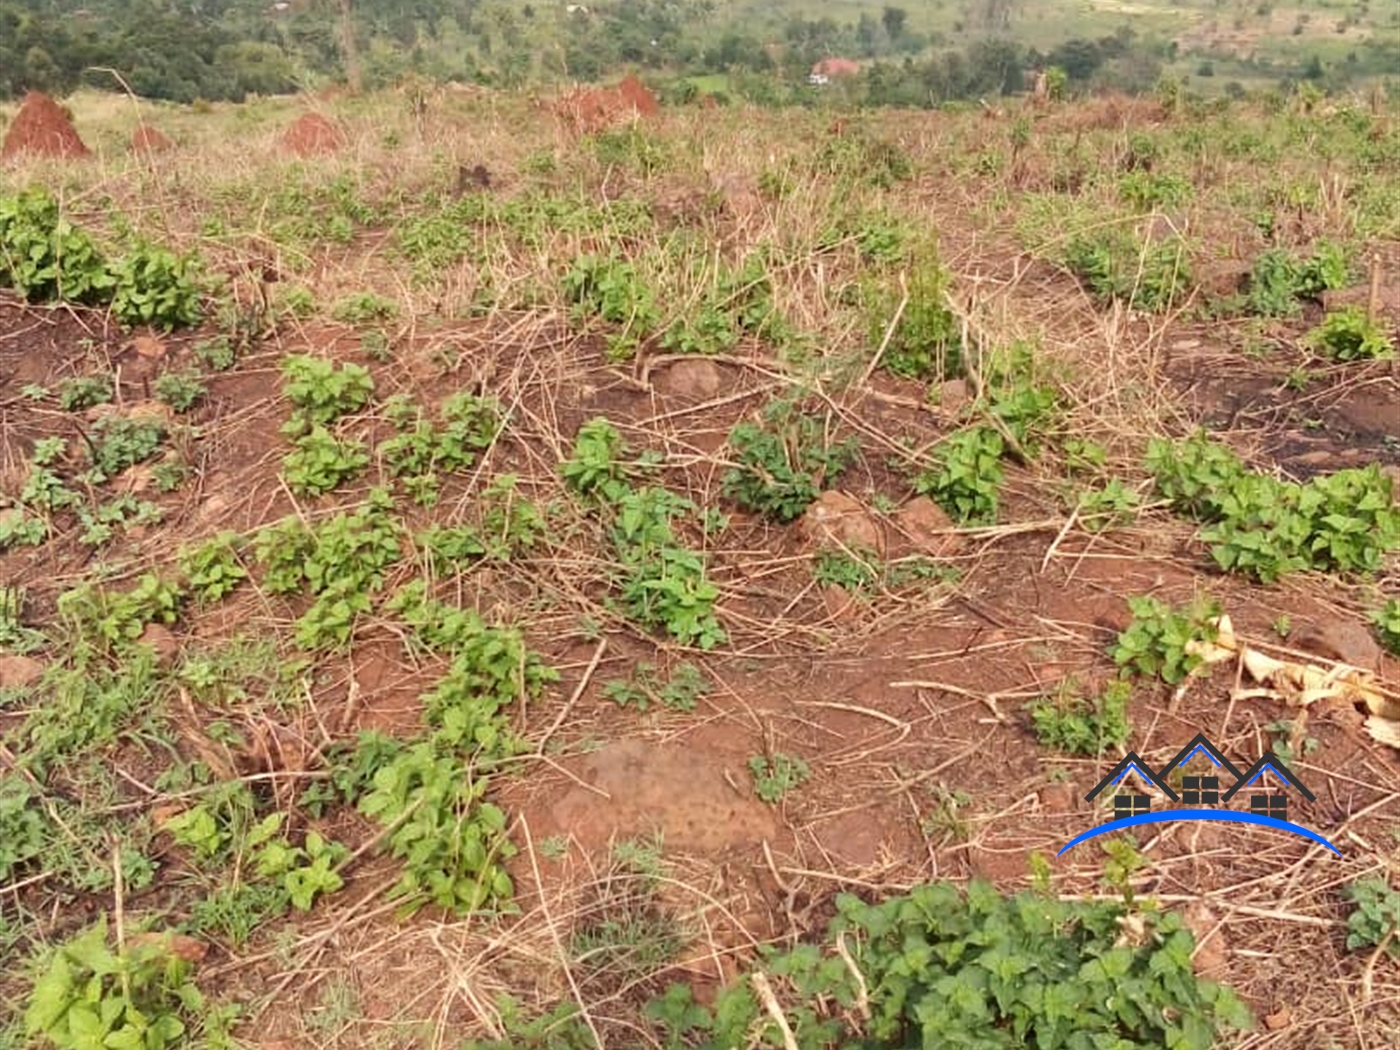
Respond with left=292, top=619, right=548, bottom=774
left=1, top=82, right=1399, bottom=1049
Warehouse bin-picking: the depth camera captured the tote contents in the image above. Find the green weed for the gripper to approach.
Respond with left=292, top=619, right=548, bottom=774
left=721, top=407, right=858, bottom=523
left=748, top=753, right=810, bottom=803
left=1305, top=306, right=1395, bottom=362
left=1028, top=678, right=1133, bottom=755
left=1112, top=595, right=1221, bottom=685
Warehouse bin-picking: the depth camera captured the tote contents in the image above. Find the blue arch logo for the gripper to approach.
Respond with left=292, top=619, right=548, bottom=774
left=1063, top=733, right=1340, bottom=857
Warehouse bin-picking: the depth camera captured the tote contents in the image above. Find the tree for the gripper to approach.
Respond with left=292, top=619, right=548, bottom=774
left=339, top=0, right=362, bottom=92
left=882, top=6, right=907, bottom=40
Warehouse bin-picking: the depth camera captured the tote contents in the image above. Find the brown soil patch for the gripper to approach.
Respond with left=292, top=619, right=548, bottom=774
left=129, top=124, right=175, bottom=154
left=280, top=112, right=345, bottom=156
left=1, top=91, right=90, bottom=160
left=553, top=75, right=660, bottom=134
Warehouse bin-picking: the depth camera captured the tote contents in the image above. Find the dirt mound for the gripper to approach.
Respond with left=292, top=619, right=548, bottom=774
left=1, top=91, right=90, bottom=160
left=280, top=113, right=345, bottom=157
left=615, top=74, right=659, bottom=117
left=553, top=75, right=660, bottom=134
left=130, top=124, right=175, bottom=154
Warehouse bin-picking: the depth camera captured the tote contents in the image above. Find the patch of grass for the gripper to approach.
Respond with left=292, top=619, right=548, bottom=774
left=1064, top=229, right=1192, bottom=311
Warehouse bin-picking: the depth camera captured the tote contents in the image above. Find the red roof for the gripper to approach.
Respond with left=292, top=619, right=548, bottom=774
left=812, top=58, right=860, bottom=78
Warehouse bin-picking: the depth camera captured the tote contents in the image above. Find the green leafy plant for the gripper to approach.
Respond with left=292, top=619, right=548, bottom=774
left=280, top=354, right=374, bottom=433
left=358, top=742, right=515, bottom=915
left=179, top=531, right=248, bottom=602
left=0, top=777, right=50, bottom=882
left=0, top=189, right=115, bottom=304
left=1028, top=678, right=1133, bottom=755
left=863, top=243, right=961, bottom=380
left=331, top=292, right=398, bottom=324
left=83, top=416, right=166, bottom=483
left=561, top=418, right=634, bottom=503
left=282, top=426, right=370, bottom=497
left=1112, top=595, right=1221, bottom=684
left=1148, top=432, right=1400, bottom=580
left=915, top=426, right=1004, bottom=525
left=721, top=408, right=859, bottom=523
left=1064, top=230, right=1191, bottom=311
left=1343, top=878, right=1400, bottom=958
left=1305, top=305, right=1395, bottom=362
left=1076, top=477, right=1144, bottom=531
left=649, top=880, right=1252, bottom=1049
left=748, top=753, right=810, bottom=804
left=562, top=254, right=659, bottom=360
left=1372, top=599, right=1400, bottom=657
left=603, top=661, right=711, bottom=714
left=110, top=244, right=202, bottom=330
left=26, top=920, right=206, bottom=1050
left=153, top=371, right=206, bottom=413
left=57, top=375, right=113, bottom=412
left=56, top=573, right=183, bottom=653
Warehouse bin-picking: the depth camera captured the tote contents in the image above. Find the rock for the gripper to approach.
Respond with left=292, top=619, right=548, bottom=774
left=1182, top=902, right=1228, bottom=979
left=130, top=334, right=167, bottom=360
left=1294, top=618, right=1382, bottom=672
left=655, top=358, right=723, bottom=400
left=0, top=655, right=45, bottom=690
left=936, top=379, right=970, bottom=413
left=1264, top=1005, right=1292, bottom=1031
left=137, top=623, right=180, bottom=667
left=889, top=497, right=962, bottom=558
left=800, top=491, right=884, bottom=555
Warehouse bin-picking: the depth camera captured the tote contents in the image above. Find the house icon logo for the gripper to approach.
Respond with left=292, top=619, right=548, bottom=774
left=1059, top=732, right=1340, bottom=856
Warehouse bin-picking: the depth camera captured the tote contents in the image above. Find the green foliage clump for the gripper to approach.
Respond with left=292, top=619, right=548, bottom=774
left=0, top=191, right=204, bottom=328
left=1343, top=878, right=1400, bottom=958
left=1244, top=241, right=1349, bottom=317
left=57, top=375, right=113, bottom=412
left=748, top=753, right=809, bottom=803
left=915, top=426, right=1004, bottom=525
left=1064, top=230, right=1191, bottom=311
left=1147, top=432, right=1400, bottom=580
left=379, top=392, right=502, bottom=506
left=562, top=420, right=725, bottom=649
left=1112, top=595, right=1221, bottom=685
left=1304, top=306, right=1395, bottom=362
left=563, top=253, right=660, bottom=360
left=110, top=244, right=203, bottom=330
left=0, top=190, right=115, bottom=304
left=592, top=124, right=670, bottom=175
left=83, top=416, right=167, bottom=483
left=1118, top=170, right=1193, bottom=211
left=648, top=880, right=1252, bottom=1049
left=660, top=249, right=785, bottom=354
left=603, top=661, right=710, bottom=713
left=1371, top=599, right=1400, bottom=657
left=864, top=242, right=961, bottom=380
left=56, top=573, right=183, bottom=654
left=253, top=492, right=402, bottom=651
left=282, top=426, right=370, bottom=497
left=25, top=919, right=207, bottom=1050
left=178, top=531, right=248, bottom=603
left=280, top=354, right=375, bottom=432
left=721, top=405, right=859, bottom=522
left=1028, top=678, right=1133, bottom=755
left=0, top=777, right=50, bottom=882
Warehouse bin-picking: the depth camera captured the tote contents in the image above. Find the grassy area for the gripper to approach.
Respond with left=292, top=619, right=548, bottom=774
left=1, top=77, right=1400, bottom=1050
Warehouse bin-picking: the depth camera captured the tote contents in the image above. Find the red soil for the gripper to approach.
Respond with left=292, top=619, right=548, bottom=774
left=281, top=113, right=345, bottom=157
left=1, top=92, right=90, bottom=160
left=553, top=75, right=660, bottom=134
left=130, top=124, right=175, bottom=154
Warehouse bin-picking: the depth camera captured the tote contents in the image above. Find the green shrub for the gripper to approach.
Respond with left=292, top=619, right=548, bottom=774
left=1028, top=678, right=1132, bottom=754
left=1064, top=230, right=1191, bottom=311
left=649, top=880, right=1253, bottom=1049
left=1372, top=599, right=1400, bottom=657
left=1148, top=432, right=1400, bottom=580
left=0, top=189, right=115, bottom=304
left=1113, top=595, right=1221, bottom=684
left=1305, top=306, right=1395, bottom=362
left=110, top=244, right=203, bottom=330
left=915, top=426, right=1004, bottom=525
left=721, top=408, right=859, bottom=522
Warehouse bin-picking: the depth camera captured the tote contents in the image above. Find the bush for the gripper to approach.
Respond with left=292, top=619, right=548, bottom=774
left=649, top=880, right=1253, bottom=1048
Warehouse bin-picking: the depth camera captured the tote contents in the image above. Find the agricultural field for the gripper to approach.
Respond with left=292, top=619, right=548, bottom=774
left=1, top=78, right=1400, bottom=1050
